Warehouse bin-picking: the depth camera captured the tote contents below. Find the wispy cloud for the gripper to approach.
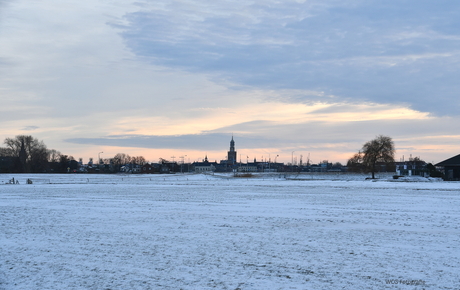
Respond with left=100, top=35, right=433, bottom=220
left=21, top=126, right=39, bottom=131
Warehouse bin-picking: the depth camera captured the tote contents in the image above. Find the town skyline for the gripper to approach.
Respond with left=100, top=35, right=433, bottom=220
left=66, top=135, right=437, bottom=166
left=0, top=133, right=441, bottom=167
left=1, top=1, right=459, bottom=165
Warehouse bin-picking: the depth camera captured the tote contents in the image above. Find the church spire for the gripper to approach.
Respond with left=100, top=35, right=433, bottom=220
left=230, top=135, right=235, bottom=149
left=19, top=139, right=27, bottom=173
left=227, top=135, right=237, bottom=165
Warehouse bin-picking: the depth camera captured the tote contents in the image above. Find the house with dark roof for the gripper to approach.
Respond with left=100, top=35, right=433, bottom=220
left=435, top=154, right=460, bottom=181
left=395, top=158, right=428, bottom=177
left=193, top=156, right=217, bottom=173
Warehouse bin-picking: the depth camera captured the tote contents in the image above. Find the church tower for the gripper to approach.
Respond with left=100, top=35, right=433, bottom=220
left=227, top=136, right=237, bottom=165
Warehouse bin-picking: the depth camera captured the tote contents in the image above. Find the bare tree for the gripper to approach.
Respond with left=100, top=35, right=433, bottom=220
left=3, top=135, right=50, bottom=172
left=55, top=154, right=80, bottom=173
left=346, top=152, right=364, bottom=173
left=112, top=153, right=131, bottom=171
left=131, top=156, right=146, bottom=165
left=0, top=147, right=10, bottom=156
left=333, top=162, right=343, bottom=167
left=361, top=135, right=395, bottom=179
left=48, top=149, right=61, bottom=163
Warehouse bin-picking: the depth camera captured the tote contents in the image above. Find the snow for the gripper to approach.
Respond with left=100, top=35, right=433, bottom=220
left=0, top=173, right=459, bottom=289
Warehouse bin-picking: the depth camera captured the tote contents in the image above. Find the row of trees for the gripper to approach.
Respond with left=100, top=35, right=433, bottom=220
left=0, top=135, right=150, bottom=173
left=105, top=153, right=147, bottom=172
left=111, top=153, right=146, bottom=167
left=0, top=135, right=51, bottom=173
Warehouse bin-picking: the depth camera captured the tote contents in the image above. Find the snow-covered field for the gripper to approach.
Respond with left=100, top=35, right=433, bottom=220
left=0, top=173, right=459, bottom=289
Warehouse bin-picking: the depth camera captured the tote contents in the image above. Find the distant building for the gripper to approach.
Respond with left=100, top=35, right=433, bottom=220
left=194, top=156, right=217, bottom=173
left=120, top=163, right=141, bottom=173
left=237, top=162, right=258, bottom=172
left=216, top=136, right=239, bottom=172
left=158, top=160, right=178, bottom=173
left=435, top=154, right=460, bottom=181
left=140, top=164, right=155, bottom=174
left=395, top=158, right=428, bottom=177
left=227, top=136, right=237, bottom=165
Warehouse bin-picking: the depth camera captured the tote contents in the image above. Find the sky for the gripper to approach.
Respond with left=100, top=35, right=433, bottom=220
left=1, top=0, right=459, bottom=165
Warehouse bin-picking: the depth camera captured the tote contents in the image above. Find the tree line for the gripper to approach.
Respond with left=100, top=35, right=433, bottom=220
left=0, top=135, right=147, bottom=173
left=0, top=135, right=52, bottom=173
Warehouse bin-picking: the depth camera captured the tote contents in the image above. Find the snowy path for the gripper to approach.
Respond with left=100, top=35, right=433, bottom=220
left=0, top=174, right=459, bottom=289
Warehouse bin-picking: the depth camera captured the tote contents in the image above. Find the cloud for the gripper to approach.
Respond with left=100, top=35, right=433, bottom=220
left=66, top=133, right=240, bottom=151
left=119, top=0, right=460, bottom=115
left=1, top=0, right=459, bottom=164
left=21, top=126, right=39, bottom=131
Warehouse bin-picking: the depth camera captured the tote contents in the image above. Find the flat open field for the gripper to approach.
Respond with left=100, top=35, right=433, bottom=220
left=0, top=173, right=459, bottom=289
